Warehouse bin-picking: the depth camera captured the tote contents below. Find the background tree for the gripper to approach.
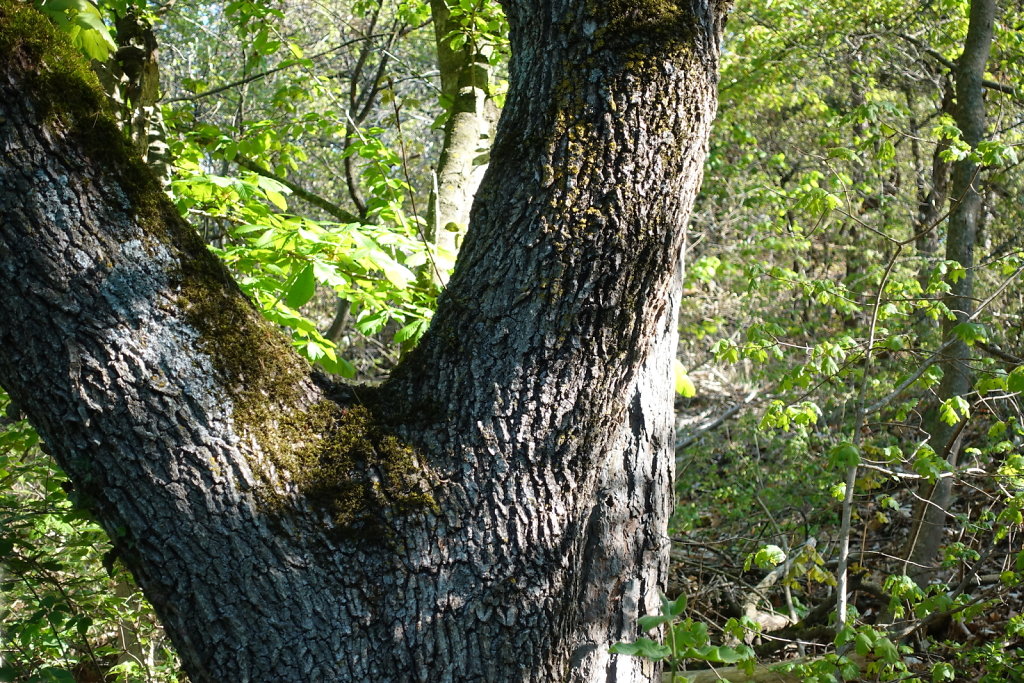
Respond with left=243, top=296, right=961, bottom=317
left=904, top=0, right=996, bottom=588
left=672, top=0, right=1024, bottom=678
left=0, top=0, right=728, bottom=681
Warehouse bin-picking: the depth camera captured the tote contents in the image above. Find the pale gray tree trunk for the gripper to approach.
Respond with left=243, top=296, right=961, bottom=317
left=0, top=0, right=727, bottom=680
left=905, top=0, right=995, bottom=587
left=427, top=0, right=502, bottom=277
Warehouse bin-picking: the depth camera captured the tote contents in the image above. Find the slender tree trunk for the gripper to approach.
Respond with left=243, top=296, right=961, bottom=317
left=110, top=7, right=172, bottom=185
left=0, top=1, right=728, bottom=680
left=911, top=80, right=953, bottom=336
left=905, top=0, right=995, bottom=586
left=426, top=0, right=502, bottom=277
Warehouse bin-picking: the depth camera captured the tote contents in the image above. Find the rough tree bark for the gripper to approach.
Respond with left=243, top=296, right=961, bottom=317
left=905, top=0, right=995, bottom=586
left=0, top=0, right=728, bottom=680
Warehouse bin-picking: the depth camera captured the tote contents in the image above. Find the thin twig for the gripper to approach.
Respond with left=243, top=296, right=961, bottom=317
left=164, top=35, right=389, bottom=103
left=865, top=263, right=1024, bottom=415
left=836, top=242, right=903, bottom=627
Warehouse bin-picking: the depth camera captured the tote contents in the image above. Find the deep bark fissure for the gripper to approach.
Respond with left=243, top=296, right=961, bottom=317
left=0, top=1, right=728, bottom=680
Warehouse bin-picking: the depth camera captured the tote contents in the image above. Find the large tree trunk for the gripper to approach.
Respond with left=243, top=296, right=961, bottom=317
left=0, top=1, right=727, bottom=680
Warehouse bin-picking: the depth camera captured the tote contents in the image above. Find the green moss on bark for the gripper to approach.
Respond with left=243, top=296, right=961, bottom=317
left=1, top=0, right=436, bottom=538
left=173, top=257, right=440, bottom=541
left=0, top=0, right=306, bottom=411
left=0, top=0, right=108, bottom=123
left=0, top=0, right=307, bottom=430
left=267, top=401, right=438, bottom=540
left=0, top=0, right=200, bottom=258
left=585, top=0, right=697, bottom=59
left=589, top=0, right=690, bottom=34
left=176, top=277, right=439, bottom=540
left=176, top=265, right=307, bottom=407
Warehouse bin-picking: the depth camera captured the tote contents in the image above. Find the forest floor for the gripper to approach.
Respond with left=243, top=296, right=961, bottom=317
left=669, top=371, right=1023, bottom=681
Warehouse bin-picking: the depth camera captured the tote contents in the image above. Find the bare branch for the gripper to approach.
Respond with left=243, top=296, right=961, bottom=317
left=164, top=35, right=387, bottom=104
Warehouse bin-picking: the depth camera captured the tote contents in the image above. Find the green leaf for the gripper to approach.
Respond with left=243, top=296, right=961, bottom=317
left=71, top=17, right=116, bottom=61
left=827, top=146, right=858, bottom=161
left=36, top=0, right=117, bottom=61
left=75, top=615, right=92, bottom=637
left=829, top=442, right=860, bottom=469
left=938, top=396, right=969, bottom=426
left=36, top=668, right=76, bottom=683
left=872, top=635, right=898, bottom=663
left=698, top=644, right=753, bottom=664
left=912, top=444, right=949, bottom=482
left=745, top=544, right=785, bottom=571
left=975, top=374, right=1007, bottom=396
left=951, top=322, right=986, bottom=346
left=673, top=360, right=696, bottom=397
left=317, top=353, right=356, bottom=378
left=672, top=620, right=709, bottom=648
left=394, top=319, right=428, bottom=345
left=663, top=592, right=687, bottom=617
left=757, top=544, right=786, bottom=568
left=940, top=141, right=971, bottom=162
left=38, top=0, right=91, bottom=10
left=854, top=631, right=874, bottom=656
left=946, top=262, right=967, bottom=283
left=609, top=637, right=671, bottom=660
left=637, top=614, right=673, bottom=631
left=876, top=139, right=896, bottom=161
left=303, top=341, right=326, bottom=361
left=881, top=334, right=906, bottom=351
left=711, top=339, right=740, bottom=364
left=1008, top=366, right=1024, bottom=393
left=933, top=120, right=962, bottom=140
left=255, top=176, right=291, bottom=210
left=448, top=32, right=467, bottom=50
left=977, top=140, right=1019, bottom=166
left=264, top=189, right=288, bottom=211
left=835, top=625, right=857, bottom=647
left=285, top=264, right=316, bottom=309
left=931, top=662, right=956, bottom=682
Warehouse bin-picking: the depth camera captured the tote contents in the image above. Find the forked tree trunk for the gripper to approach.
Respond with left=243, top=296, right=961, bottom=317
left=0, top=1, right=727, bottom=680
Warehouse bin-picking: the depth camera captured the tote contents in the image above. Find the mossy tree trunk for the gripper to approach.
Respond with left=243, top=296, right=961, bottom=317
left=0, top=0, right=728, bottom=681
